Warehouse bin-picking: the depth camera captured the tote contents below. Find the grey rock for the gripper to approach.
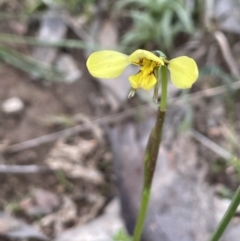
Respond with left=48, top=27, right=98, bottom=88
left=222, top=220, right=240, bottom=241
left=32, top=10, right=67, bottom=65
left=215, top=0, right=240, bottom=34
left=0, top=212, right=48, bottom=240
left=108, top=106, right=240, bottom=241
left=214, top=198, right=240, bottom=241
left=55, top=198, right=125, bottom=241
left=55, top=54, right=82, bottom=83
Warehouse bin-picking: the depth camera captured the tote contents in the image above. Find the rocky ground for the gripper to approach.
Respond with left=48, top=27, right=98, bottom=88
left=0, top=1, right=240, bottom=241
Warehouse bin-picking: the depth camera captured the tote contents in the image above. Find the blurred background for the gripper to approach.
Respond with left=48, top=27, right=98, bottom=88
left=0, top=0, right=240, bottom=241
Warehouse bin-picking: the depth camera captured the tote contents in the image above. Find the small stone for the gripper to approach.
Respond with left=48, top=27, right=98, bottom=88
left=55, top=54, right=82, bottom=83
left=33, top=11, right=67, bottom=65
left=1, top=97, right=24, bottom=114
left=0, top=211, right=47, bottom=240
left=55, top=198, right=124, bottom=241
left=215, top=0, right=240, bottom=34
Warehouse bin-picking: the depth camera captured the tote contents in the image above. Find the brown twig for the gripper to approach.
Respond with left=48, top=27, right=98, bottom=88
left=190, top=129, right=233, bottom=160
left=4, top=80, right=240, bottom=154
left=172, top=81, right=240, bottom=105
left=0, top=164, right=51, bottom=174
left=4, top=108, right=140, bottom=154
left=214, top=31, right=240, bottom=78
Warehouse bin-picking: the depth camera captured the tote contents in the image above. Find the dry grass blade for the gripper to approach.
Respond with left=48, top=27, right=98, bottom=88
left=214, top=31, right=240, bottom=78
left=172, top=81, right=240, bottom=105
left=190, top=129, right=233, bottom=160
left=4, top=79, right=240, bottom=154
left=0, top=44, right=62, bottom=80
left=0, top=33, right=100, bottom=50
left=0, top=165, right=51, bottom=174
left=4, top=108, right=138, bottom=154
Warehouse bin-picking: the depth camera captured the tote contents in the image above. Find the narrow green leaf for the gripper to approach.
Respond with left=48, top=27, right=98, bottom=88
left=171, top=2, right=193, bottom=32
left=0, top=44, right=62, bottom=81
left=161, top=9, right=174, bottom=50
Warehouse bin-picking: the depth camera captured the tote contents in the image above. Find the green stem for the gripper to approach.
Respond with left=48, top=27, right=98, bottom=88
left=133, top=66, right=168, bottom=241
left=160, top=66, right=168, bottom=111
left=132, top=187, right=151, bottom=241
left=209, top=185, right=240, bottom=241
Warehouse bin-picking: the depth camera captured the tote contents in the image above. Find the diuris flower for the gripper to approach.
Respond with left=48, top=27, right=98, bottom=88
left=86, top=49, right=198, bottom=90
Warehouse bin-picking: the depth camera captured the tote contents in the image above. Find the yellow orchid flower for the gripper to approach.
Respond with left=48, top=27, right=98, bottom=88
left=86, top=49, right=198, bottom=90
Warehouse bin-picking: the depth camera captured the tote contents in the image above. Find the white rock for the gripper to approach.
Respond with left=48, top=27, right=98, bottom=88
left=32, top=10, right=67, bottom=65
left=214, top=197, right=240, bottom=222
left=55, top=198, right=125, bottom=241
left=215, top=0, right=240, bottom=34
left=55, top=54, right=82, bottom=83
left=0, top=211, right=47, bottom=240
left=1, top=97, right=24, bottom=114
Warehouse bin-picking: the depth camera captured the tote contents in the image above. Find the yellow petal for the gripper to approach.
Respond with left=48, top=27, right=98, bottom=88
left=129, top=49, right=164, bottom=65
left=129, top=71, right=156, bottom=90
left=86, top=50, right=130, bottom=78
left=168, top=56, right=198, bottom=89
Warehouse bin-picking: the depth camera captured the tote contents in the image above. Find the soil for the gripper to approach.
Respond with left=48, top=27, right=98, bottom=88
left=0, top=60, right=115, bottom=239
left=1, top=2, right=240, bottom=240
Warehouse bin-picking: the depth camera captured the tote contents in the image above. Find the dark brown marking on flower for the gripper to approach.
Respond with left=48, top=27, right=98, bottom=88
left=148, top=71, right=154, bottom=76
left=138, top=58, right=144, bottom=66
